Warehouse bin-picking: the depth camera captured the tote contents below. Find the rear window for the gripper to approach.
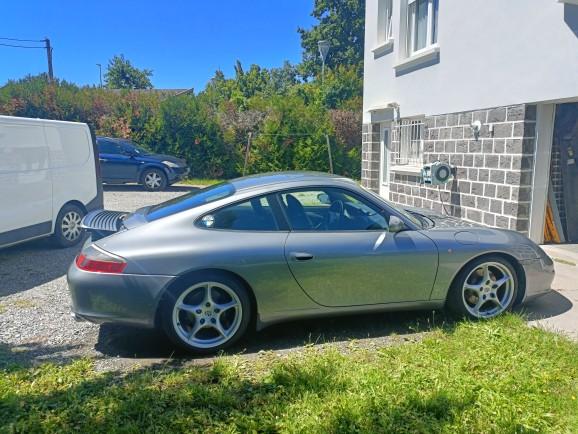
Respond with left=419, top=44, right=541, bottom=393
left=146, top=182, right=236, bottom=221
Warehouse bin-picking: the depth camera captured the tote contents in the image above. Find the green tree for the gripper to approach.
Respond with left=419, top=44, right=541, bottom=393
left=298, top=0, right=365, bottom=78
left=105, top=55, right=153, bottom=89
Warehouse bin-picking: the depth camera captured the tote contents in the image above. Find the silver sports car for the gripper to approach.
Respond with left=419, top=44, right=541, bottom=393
left=68, top=172, right=555, bottom=354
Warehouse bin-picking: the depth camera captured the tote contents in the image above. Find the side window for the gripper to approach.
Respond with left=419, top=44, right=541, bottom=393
left=279, top=188, right=389, bottom=231
left=98, top=139, right=121, bottom=154
left=199, top=196, right=279, bottom=231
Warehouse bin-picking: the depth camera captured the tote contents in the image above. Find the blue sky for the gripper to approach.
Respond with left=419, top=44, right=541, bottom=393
left=0, top=0, right=315, bottom=90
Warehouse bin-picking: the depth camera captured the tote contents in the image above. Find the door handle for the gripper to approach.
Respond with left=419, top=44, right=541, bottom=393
left=291, top=252, right=314, bottom=261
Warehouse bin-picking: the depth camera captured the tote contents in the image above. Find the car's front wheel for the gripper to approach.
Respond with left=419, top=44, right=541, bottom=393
left=447, top=256, right=518, bottom=320
left=142, top=168, right=167, bottom=191
left=160, top=273, right=251, bottom=354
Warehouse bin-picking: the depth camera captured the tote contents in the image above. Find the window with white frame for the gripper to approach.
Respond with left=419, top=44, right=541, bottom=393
left=405, top=0, right=438, bottom=56
left=395, top=119, right=424, bottom=166
left=377, top=0, right=394, bottom=45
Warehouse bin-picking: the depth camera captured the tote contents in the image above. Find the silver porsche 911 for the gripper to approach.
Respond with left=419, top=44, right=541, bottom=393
left=68, top=172, right=555, bottom=354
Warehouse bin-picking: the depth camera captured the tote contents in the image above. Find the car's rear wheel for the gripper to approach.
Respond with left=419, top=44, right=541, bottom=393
left=142, top=168, right=167, bottom=191
left=52, top=204, right=85, bottom=248
left=160, top=273, right=251, bottom=354
left=447, top=256, right=518, bottom=320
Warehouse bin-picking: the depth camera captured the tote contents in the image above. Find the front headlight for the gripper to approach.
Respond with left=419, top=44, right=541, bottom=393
left=162, top=160, right=180, bottom=169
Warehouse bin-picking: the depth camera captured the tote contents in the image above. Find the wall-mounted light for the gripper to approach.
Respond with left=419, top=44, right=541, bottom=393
left=470, top=120, right=482, bottom=140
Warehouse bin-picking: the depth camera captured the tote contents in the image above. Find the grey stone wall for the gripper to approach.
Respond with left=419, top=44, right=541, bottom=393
left=361, top=104, right=537, bottom=235
left=361, top=123, right=381, bottom=192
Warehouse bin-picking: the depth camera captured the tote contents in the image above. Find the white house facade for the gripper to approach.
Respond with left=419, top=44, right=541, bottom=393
left=362, top=0, right=578, bottom=244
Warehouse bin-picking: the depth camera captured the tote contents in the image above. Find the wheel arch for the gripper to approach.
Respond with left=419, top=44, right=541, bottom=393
left=448, top=252, right=527, bottom=306
left=53, top=200, right=88, bottom=232
left=139, top=164, right=169, bottom=183
left=154, top=268, right=258, bottom=329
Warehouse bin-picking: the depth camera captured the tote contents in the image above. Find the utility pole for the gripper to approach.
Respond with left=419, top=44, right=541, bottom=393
left=325, top=134, right=334, bottom=174
left=44, top=38, right=53, bottom=82
left=243, top=132, right=252, bottom=176
left=96, top=63, right=103, bottom=87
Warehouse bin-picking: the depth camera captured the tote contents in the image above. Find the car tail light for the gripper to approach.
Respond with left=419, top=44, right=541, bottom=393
left=75, top=245, right=127, bottom=274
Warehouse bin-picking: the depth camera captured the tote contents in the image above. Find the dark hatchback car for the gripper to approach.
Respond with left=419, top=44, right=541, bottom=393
left=96, top=137, right=189, bottom=191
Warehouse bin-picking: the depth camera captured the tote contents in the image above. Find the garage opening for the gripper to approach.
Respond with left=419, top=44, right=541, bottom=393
left=544, top=102, right=578, bottom=243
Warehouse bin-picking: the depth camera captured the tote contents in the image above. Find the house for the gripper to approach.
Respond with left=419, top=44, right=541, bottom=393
left=361, top=0, right=578, bottom=244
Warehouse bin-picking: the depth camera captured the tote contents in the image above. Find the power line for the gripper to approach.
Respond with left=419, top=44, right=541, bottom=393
left=0, top=42, right=45, bottom=49
left=0, top=37, right=45, bottom=43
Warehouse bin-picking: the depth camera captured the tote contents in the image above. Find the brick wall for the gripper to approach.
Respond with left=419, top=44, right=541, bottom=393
left=361, top=104, right=537, bottom=234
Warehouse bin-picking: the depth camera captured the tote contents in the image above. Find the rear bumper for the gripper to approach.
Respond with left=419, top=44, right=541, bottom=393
left=519, top=257, right=555, bottom=302
left=67, top=260, right=175, bottom=328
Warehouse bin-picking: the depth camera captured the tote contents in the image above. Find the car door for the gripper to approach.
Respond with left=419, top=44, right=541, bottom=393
left=97, top=139, right=138, bottom=182
left=280, top=187, right=439, bottom=307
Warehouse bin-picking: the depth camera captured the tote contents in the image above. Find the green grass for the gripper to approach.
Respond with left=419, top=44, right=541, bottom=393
left=1, top=315, right=577, bottom=433
left=180, top=178, right=222, bottom=187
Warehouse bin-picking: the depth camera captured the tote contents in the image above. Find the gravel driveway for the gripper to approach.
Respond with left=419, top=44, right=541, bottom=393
left=1, top=184, right=575, bottom=372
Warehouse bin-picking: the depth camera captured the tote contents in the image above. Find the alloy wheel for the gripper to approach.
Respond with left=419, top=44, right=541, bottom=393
left=144, top=172, right=162, bottom=189
left=462, top=261, right=515, bottom=318
left=172, top=281, right=243, bottom=349
left=61, top=211, right=82, bottom=241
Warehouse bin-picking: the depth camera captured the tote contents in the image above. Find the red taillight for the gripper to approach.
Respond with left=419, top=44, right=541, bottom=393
left=75, top=248, right=127, bottom=274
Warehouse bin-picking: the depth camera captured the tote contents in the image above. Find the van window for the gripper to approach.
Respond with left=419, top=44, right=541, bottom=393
left=0, top=123, right=48, bottom=174
left=45, top=126, right=90, bottom=168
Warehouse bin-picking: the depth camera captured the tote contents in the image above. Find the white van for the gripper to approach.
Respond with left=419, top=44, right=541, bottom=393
left=0, top=115, right=103, bottom=248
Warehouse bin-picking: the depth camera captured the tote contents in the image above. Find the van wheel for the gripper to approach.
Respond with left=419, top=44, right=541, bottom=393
left=142, top=168, right=167, bottom=191
left=52, top=204, right=85, bottom=248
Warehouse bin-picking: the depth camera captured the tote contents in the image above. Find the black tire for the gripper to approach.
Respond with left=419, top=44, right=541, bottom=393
left=52, top=203, right=86, bottom=248
left=446, top=255, right=519, bottom=320
left=141, top=168, right=167, bottom=191
left=160, top=272, right=252, bottom=355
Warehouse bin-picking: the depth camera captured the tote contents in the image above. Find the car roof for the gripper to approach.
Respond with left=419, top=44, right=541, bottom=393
left=229, top=171, right=356, bottom=192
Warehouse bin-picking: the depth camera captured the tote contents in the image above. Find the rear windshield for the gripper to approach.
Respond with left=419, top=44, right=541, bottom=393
left=146, top=182, right=235, bottom=221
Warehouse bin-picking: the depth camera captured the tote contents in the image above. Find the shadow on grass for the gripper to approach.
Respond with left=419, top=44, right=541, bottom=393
left=0, top=340, right=472, bottom=433
left=94, top=309, right=456, bottom=361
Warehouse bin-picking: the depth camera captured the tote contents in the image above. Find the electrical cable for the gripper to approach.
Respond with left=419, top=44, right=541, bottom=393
left=0, top=37, right=45, bottom=42
left=437, top=185, right=451, bottom=216
left=0, top=42, right=45, bottom=49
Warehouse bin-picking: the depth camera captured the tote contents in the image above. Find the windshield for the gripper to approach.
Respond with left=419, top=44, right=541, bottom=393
left=120, top=140, right=151, bottom=156
left=146, top=182, right=236, bottom=221
left=361, top=186, right=424, bottom=228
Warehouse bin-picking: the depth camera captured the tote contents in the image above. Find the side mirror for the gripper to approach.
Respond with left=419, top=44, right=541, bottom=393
left=317, top=193, right=331, bottom=205
left=388, top=215, right=406, bottom=233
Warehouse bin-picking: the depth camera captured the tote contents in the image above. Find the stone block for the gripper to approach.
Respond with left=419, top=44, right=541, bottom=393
left=484, top=184, right=496, bottom=197
left=459, top=112, right=473, bottom=126
left=485, top=155, right=499, bottom=168
left=477, top=196, right=490, bottom=211
left=505, top=138, right=523, bottom=154
left=505, top=171, right=521, bottom=185
left=490, top=169, right=506, bottom=183
left=494, top=139, right=505, bottom=153
left=473, top=110, right=488, bottom=124
left=484, top=212, right=496, bottom=226
left=503, top=201, right=518, bottom=217
left=488, top=107, right=507, bottom=123
left=444, top=141, right=456, bottom=153
left=462, top=194, right=476, bottom=207
left=492, top=123, right=513, bottom=138
left=451, top=154, right=464, bottom=166
left=456, top=140, right=468, bottom=153
left=464, top=155, right=474, bottom=167
left=474, top=155, right=484, bottom=167
left=482, top=139, right=493, bottom=153
left=478, top=169, right=489, bottom=182
left=469, top=141, right=482, bottom=153
left=447, top=113, right=460, bottom=126
left=491, top=199, right=503, bottom=214
left=468, top=168, right=478, bottom=181
left=435, top=115, right=447, bottom=128
left=497, top=185, right=511, bottom=200
left=499, top=155, right=512, bottom=169
left=506, top=105, right=525, bottom=122
left=496, top=215, right=509, bottom=229
left=471, top=182, right=484, bottom=196
left=458, top=180, right=471, bottom=194
left=467, top=209, right=482, bottom=222
left=440, top=127, right=452, bottom=140
left=451, top=126, right=464, bottom=139
left=513, top=121, right=536, bottom=138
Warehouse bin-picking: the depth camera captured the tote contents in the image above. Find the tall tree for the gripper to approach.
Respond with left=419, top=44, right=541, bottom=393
left=105, top=54, right=153, bottom=89
left=298, top=0, right=365, bottom=78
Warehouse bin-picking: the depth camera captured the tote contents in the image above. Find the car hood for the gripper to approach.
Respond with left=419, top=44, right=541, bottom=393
left=140, top=154, right=187, bottom=166
left=402, top=206, right=481, bottom=229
